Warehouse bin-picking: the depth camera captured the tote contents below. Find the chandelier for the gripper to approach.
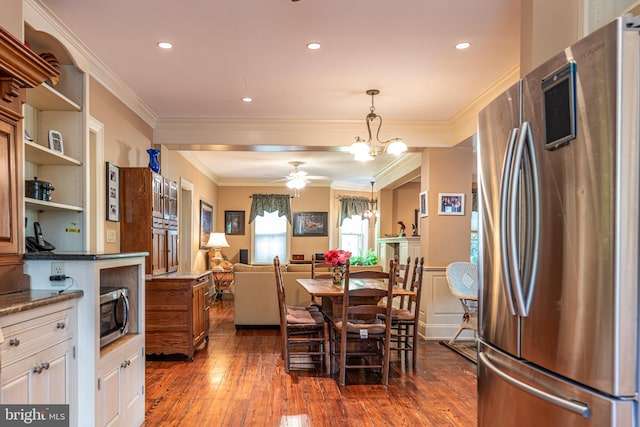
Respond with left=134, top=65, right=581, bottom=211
left=363, top=181, right=378, bottom=219
left=350, top=89, right=408, bottom=162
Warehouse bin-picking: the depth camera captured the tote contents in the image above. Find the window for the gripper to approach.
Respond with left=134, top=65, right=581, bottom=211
left=252, top=210, right=288, bottom=263
left=339, top=215, right=369, bottom=257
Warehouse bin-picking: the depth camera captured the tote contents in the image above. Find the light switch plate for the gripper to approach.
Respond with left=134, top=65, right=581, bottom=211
left=106, top=229, right=117, bottom=243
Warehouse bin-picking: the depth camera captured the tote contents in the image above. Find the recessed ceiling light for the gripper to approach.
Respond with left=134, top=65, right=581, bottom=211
left=306, top=42, right=321, bottom=50
left=157, top=41, right=173, bottom=49
left=456, top=42, right=471, bottom=50
left=242, top=97, right=253, bottom=103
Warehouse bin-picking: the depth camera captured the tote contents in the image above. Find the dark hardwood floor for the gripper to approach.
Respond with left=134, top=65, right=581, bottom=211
left=143, top=295, right=478, bottom=426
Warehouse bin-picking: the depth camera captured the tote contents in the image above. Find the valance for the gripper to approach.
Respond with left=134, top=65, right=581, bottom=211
left=249, top=194, right=292, bottom=224
left=338, top=197, right=370, bottom=226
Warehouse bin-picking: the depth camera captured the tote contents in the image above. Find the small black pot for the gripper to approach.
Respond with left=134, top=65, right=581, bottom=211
left=25, top=177, right=54, bottom=201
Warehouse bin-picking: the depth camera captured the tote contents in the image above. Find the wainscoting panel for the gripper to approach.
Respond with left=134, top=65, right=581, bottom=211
left=420, top=266, right=475, bottom=341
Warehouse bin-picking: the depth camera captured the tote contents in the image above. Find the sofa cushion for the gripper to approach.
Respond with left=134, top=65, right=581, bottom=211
left=233, top=263, right=281, bottom=272
left=285, top=264, right=312, bottom=272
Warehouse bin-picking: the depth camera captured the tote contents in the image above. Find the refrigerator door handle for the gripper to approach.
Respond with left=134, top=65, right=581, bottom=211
left=508, top=121, right=540, bottom=317
left=522, top=121, right=540, bottom=315
left=499, top=127, right=520, bottom=316
left=479, top=352, right=591, bottom=418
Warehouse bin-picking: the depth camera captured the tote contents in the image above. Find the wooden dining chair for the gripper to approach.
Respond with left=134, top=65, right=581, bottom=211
left=388, top=256, right=424, bottom=369
left=331, top=260, right=396, bottom=386
left=273, top=256, right=330, bottom=374
left=392, top=255, right=412, bottom=310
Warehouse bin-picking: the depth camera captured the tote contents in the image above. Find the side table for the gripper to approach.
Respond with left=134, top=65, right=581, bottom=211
left=211, top=268, right=234, bottom=301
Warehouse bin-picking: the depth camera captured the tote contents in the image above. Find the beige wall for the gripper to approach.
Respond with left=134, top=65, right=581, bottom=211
left=420, top=145, right=474, bottom=267
left=1, top=0, right=22, bottom=39
left=392, top=182, right=420, bottom=237
left=217, top=186, right=331, bottom=263
left=89, top=79, right=217, bottom=270
left=89, top=77, right=154, bottom=254
left=217, top=185, right=384, bottom=263
left=164, top=150, right=217, bottom=271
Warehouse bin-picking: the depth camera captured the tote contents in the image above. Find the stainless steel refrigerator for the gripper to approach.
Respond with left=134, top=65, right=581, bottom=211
left=477, top=15, right=640, bottom=427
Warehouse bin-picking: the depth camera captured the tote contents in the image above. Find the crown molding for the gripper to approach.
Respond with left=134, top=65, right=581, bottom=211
left=27, top=0, right=157, bottom=127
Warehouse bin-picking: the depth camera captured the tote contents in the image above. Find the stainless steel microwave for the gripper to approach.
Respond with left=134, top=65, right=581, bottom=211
left=99, top=287, right=130, bottom=347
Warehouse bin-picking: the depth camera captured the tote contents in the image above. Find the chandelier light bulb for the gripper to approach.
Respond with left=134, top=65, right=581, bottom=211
left=386, top=139, right=408, bottom=155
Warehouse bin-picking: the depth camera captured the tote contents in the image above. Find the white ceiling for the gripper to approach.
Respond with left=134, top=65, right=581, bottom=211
left=37, top=0, right=520, bottom=188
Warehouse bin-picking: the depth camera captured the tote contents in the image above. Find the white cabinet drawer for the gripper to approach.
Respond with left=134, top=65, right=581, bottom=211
left=0, top=307, right=74, bottom=367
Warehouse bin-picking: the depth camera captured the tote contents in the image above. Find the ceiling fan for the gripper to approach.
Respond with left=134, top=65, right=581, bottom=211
left=276, top=161, right=330, bottom=193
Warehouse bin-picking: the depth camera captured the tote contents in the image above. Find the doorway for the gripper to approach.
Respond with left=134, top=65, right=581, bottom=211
left=180, top=178, right=194, bottom=271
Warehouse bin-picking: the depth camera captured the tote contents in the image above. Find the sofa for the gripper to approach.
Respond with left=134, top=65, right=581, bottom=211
left=233, top=262, right=384, bottom=327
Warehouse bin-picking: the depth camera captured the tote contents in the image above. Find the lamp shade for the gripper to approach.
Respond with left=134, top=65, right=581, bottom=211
left=206, top=232, right=230, bottom=249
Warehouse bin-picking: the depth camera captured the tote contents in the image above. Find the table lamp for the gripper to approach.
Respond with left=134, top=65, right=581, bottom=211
left=206, top=232, right=230, bottom=271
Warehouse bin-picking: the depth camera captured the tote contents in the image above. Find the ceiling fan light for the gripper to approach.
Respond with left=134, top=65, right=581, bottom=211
left=287, top=178, right=306, bottom=189
left=386, top=139, right=407, bottom=156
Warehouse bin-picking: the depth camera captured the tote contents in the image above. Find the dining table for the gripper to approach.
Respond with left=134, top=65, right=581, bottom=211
left=296, top=277, right=416, bottom=318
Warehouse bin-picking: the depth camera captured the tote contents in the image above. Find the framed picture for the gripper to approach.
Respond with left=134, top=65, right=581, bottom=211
left=106, top=162, right=120, bottom=221
left=438, top=193, right=465, bottom=216
left=48, top=130, right=64, bottom=154
left=224, top=210, right=245, bottom=235
left=293, top=212, right=328, bottom=236
left=419, top=191, right=428, bottom=217
left=199, top=201, right=213, bottom=249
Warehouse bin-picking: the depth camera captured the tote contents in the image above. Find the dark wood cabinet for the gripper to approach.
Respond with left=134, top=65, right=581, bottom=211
left=145, top=272, right=211, bottom=360
left=120, top=167, right=179, bottom=276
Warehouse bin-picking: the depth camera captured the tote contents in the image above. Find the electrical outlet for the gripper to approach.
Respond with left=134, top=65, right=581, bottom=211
left=51, top=262, right=65, bottom=276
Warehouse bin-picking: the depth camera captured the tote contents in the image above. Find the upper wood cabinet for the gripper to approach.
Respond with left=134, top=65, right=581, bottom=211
left=120, top=167, right=179, bottom=276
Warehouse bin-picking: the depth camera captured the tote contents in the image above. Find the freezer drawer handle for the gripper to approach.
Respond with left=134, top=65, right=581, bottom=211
left=479, top=352, right=591, bottom=418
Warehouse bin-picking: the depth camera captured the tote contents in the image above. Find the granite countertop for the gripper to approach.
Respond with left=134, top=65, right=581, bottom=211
left=0, top=289, right=84, bottom=317
left=24, top=251, right=148, bottom=261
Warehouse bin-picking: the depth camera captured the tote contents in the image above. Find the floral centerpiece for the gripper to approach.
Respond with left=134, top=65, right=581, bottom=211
left=323, top=249, right=351, bottom=284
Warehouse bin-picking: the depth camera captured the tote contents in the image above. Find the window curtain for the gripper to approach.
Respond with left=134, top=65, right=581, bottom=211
left=339, top=197, right=370, bottom=226
left=249, top=194, right=292, bottom=224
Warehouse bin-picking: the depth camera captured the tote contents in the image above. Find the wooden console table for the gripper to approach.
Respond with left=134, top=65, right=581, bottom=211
left=145, top=271, right=211, bottom=360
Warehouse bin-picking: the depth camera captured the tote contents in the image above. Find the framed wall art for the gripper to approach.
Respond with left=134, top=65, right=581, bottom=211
left=419, top=191, right=428, bottom=217
left=225, top=210, right=245, bottom=235
left=48, top=130, right=64, bottom=154
left=438, top=193, right=465, bottom=216
left=199, top=200, right=213, bottom=249
left=106, top=162, right=120, bottom=221
left=293, top=212, right=328, bottom=236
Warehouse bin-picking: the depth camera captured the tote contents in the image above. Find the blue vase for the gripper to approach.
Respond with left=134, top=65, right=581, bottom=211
left=147, top=149, right=160, bottom=173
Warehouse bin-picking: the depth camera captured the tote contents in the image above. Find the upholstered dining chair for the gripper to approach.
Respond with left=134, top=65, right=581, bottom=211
left=387, top=256, right=424, bottom=369
left=331, top=260, right=396, bottom=386
left=445, top=262, right=479, bottom=345
left=273, top=256, right=329, bottom=374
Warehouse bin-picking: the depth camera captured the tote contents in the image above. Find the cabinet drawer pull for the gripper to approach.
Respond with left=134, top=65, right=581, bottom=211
left=9, top=338, right=19, bottom=347
left=121, top=359, right=131, bottom=369
left=40, top=362, right=50, bottom=370
left=56, top=322, right=66, bottom=329
left=33, top=365, right=43, bottom=374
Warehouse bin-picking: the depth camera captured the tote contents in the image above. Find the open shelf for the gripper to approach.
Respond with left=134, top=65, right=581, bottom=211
left=26, top=83, right=81, bottom=111
left=24, top=140, right=82, bottom=166
left=25, top=197, right=83, bottom=212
